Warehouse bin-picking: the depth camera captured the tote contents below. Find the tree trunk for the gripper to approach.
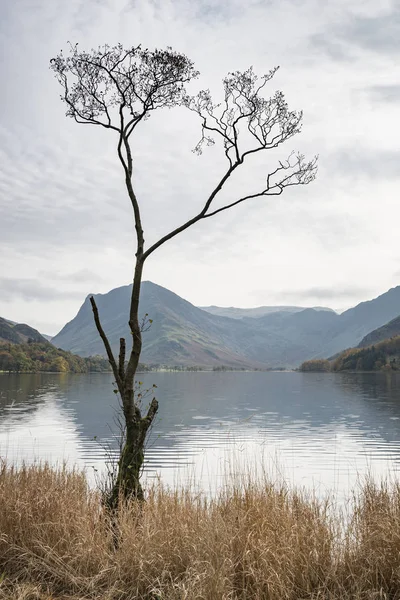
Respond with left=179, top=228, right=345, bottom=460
left=107, top=419, right=145, bottom=507
left=89, top=155, right=161, bottom=508
left=100, top=259, right=159, bottom=509
left=107, top=393, right=158, bottom=508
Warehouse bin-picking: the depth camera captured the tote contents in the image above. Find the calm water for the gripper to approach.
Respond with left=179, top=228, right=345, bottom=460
left=1, top=371, right=400, bottom=498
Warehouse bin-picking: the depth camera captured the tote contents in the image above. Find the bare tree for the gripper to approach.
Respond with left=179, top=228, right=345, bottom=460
left=50, top=43, right=317, bottom=507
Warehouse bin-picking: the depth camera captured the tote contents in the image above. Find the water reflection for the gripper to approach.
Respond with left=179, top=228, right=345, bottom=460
left=1, top=371, right=400, bottom=498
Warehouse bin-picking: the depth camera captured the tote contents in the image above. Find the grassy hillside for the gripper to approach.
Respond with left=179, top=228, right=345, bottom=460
left=0, top=341, right=111, bottom=373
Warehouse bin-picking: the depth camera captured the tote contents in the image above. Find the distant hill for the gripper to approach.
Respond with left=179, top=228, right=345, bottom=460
left=41, top=334, right=53, bottom=342
left=200, top=305, right=335, bottom=319
left=51, top=282, right=400, bottom=369
left=0, top=341, right=111, bottom=373
left=0, top=317, right=48, bottom=345
left=358, top=315, right=400, bottom=348
left=310, top=286, right=400, bottom=359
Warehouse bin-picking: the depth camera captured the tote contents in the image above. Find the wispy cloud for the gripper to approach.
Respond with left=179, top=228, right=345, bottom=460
left=309, top=35, right=355, bottom=63
left=309, top=5, right=400, bottom=59
left=342, top=8, right=400, bottom=55
left=38, top=269, right=105, bottom=284
left=278, top=286, right=375, bottom=302
left=366, top=84, right=400, bottom=103
left=0, top=278, right=83, bottom=302
left=330, top=148, right=400, bottom=179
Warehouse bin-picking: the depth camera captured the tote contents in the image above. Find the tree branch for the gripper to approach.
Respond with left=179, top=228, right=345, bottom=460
left=142, top=162, right=239, bottom=260
left=89, top=296, right=122, bottom=390
left=119, top=337, right=126, bottom=380
left=142, top=151, right=317, bottom=260
left=142, top=397, right=159, bottom=432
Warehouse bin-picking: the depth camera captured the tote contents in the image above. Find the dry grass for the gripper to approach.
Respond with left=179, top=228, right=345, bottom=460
left=1, top=461, right=400, bottom=599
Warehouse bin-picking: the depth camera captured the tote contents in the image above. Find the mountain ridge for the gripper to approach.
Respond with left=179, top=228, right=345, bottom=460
left=200, top=305, right=336, bottom=319
left=53, top=282, right=267, bottom=368
left=0, top=317, right=48, bottom=345
left=51, top=281, right=400, bottom=368
left=358, top=315, right=400, bottom=348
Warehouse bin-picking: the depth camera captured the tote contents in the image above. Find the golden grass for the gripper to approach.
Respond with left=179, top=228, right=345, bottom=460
left=1, top=461, right=400, bottom=599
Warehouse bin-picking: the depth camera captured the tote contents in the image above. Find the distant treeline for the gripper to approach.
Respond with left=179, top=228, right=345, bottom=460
left=137, top=364, right=277, bottom=372
left=299, top=335, right=400, bottom=373
left=0, top=342, right=288, bottom=374
left=137, top=364, right=245, bottom=372
left=0, top=342, right=111, bottom=373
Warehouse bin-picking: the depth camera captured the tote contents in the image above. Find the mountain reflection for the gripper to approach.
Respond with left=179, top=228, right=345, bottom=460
left=1, top=371, right=400, bottom=496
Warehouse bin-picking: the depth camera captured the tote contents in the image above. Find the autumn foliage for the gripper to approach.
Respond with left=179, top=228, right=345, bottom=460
left=299, top=335, right=400, bottom=373
left=299, top=359, right=331, bottom=372
left=333, top=335, right=400, bottom=372
left=0, top=342, right=110, bottom=373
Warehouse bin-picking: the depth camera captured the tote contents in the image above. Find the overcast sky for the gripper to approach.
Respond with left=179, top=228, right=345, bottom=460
left=1, top=0, right=399, bottom=334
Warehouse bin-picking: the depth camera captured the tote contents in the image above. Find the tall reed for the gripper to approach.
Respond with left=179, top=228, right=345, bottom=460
left=1, top=461, right=400, bottom=599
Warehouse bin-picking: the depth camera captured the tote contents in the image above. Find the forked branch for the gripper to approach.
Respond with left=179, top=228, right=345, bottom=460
left=143, top=64, right=318, bottom=261
left=90, top=296, right=122, bottom=390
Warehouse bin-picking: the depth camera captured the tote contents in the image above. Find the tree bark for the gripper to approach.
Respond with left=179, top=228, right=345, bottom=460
left=103, top=257, right=159, bottom=508
left=106, top=397, right=158, bottom=508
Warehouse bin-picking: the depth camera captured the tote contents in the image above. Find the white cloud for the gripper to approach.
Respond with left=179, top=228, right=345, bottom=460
left=1, top=0, right=400, bottom=333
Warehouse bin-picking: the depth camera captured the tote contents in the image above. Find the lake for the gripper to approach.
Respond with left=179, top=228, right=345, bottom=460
left=1, top=371, right=400, bottom=499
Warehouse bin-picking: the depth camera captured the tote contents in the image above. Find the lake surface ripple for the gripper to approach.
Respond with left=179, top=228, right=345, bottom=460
left=1, top=371, right=400, bottom=499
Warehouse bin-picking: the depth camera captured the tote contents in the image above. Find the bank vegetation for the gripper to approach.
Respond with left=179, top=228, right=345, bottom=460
left=299, top=335, right=400, bottom=373
left=0, top=342, right=111, bottom=373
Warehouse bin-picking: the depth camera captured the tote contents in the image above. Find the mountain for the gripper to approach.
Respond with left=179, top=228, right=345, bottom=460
left=51, top=282, right=400, bottom=369
left=199, top=305, right=335, bottom=319
left=52, top=282, right=267, bottom=368
left=0, top=317, right=48, bottom=345
left=311, top=286, right=400, bottom=359
left=358, top=315, right=400, bottom=348
left=54, top=282, right=335, bottom=368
